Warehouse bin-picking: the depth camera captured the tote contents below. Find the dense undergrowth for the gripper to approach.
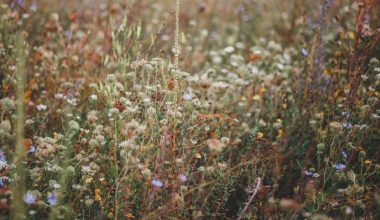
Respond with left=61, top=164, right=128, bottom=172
left=0, top=0, right=380, bottom=219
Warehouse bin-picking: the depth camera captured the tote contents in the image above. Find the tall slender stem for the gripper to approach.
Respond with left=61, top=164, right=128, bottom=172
left=11, top=32, right=26, bottom=220
left=174, top=0, right=180, bottom=70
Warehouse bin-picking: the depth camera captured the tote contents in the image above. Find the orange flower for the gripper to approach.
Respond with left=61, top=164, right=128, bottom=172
left=95, top=188, right=101, bottom=201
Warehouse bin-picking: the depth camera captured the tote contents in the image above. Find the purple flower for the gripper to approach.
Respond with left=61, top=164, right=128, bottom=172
left=234, top=5, right=244, bottom=15
left=10, top=0, right=25, bottom=9
left=304, top=170, right=312, bottom=176
left=301, top=48, right=308, bottom=57
left=342, top=111, right=349, bottom=117
left=47, top=192, right=57, bottom=206
left=64, top=30, right=72, bottom=39
left=151, top=179, right=163, bottom=188
left=178, top=174, right=187, bottom=183
left=23, top=192, right=36, bottom=205
left=334, top=163, right=346, bottom=171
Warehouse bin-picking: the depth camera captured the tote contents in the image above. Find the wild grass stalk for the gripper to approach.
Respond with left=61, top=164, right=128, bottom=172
left=11, top=31, right=26, bottom=220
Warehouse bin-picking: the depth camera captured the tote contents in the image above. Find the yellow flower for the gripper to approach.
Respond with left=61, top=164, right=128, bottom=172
left=364, top=160, right=372, bottom=166
left=253, top=95, right=260, bottom=101
left=85, top=177, right=93, bottom=184
left=259, top=87, right=266, bottom=94
left=348, top=31, right=355, bottom=40
left=278, top=129, right=284, bottom=138
left=127, top=213, right=134, bottom=219
left=108, top=212, right=114, bottom=219
left=257, top=132, right=264, bottom=140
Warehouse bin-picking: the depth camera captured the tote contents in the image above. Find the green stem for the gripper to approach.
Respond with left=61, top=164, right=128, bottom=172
left=11, top=31, right=26, bottom=220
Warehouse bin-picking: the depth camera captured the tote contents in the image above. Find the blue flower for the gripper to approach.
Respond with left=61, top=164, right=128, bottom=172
left=0, top=150, right=6, bottom=162
left=178, top=174, right=187, bottom=183
left=342, top=122, right=351, bottom=129
left=0, top=178, right=5, bottom=188
left=151, top=179, right=163, bottom=188
left=335, top=163, right=346, bottom=171
left=47, top=192, right=57, bottom=206
left=301, top=48, right=308, bottom=57
left=23, top=192, right=36, bottom=205
left=304, top=170, right=312, bottom=176
left=27, top=145, right=36, bottom=154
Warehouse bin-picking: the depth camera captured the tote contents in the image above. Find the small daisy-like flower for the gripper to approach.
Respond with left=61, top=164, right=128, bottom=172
left=23, top=191, right=36, bottom=205
left=178, top=174, right=187, bottom=183
left=36, top=104, right=47, bottom=111
left=334, top=163, right=346, bottom=171
left=151, top=179, right=163, bottom=188
left=47, top=192, right=57, bottom=206
left=89, top=94, right=98, bottom=101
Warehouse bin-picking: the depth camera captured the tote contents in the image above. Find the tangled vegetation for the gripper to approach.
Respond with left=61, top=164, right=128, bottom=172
left=0, top=0, right=380, bottom=219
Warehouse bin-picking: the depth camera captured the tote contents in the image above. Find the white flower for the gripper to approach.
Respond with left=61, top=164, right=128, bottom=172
left=53, top=183, right=61, bottom=189
left=81, top=165, right=92, bottom=174
left=182, top=91, right=193, bottom=101
left=68, top=120, right=80, bottom=131
left=221, top=137, right=230, bottom=144
left=119, top=140, right=131, bottom=148
left=106, top=74, right=116, bottom=83
left=207, top=139, right=226, bottom=152
left=108, top=108, right=119, bottom=118
left=141, top=168, right=152, bottom=178
left=25, top=119, right=34, bottom=125
left=36, top=104, right=47, bottom=111
left=89, top=94, right=97, bottom=100
left=54, top=93, right=65, bottom=99
left=0, top=160, right=8, bottom=170
left=147, top=106, right=156, bottom=116
left=212, top=81, right=229, bottom=89
left=224, top=46, right=235, bottom=53
left=0, top=120, right=11, bottom=132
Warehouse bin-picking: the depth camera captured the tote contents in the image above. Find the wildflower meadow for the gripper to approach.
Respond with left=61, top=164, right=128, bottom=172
left=0, top=0, right=380, bottom=219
